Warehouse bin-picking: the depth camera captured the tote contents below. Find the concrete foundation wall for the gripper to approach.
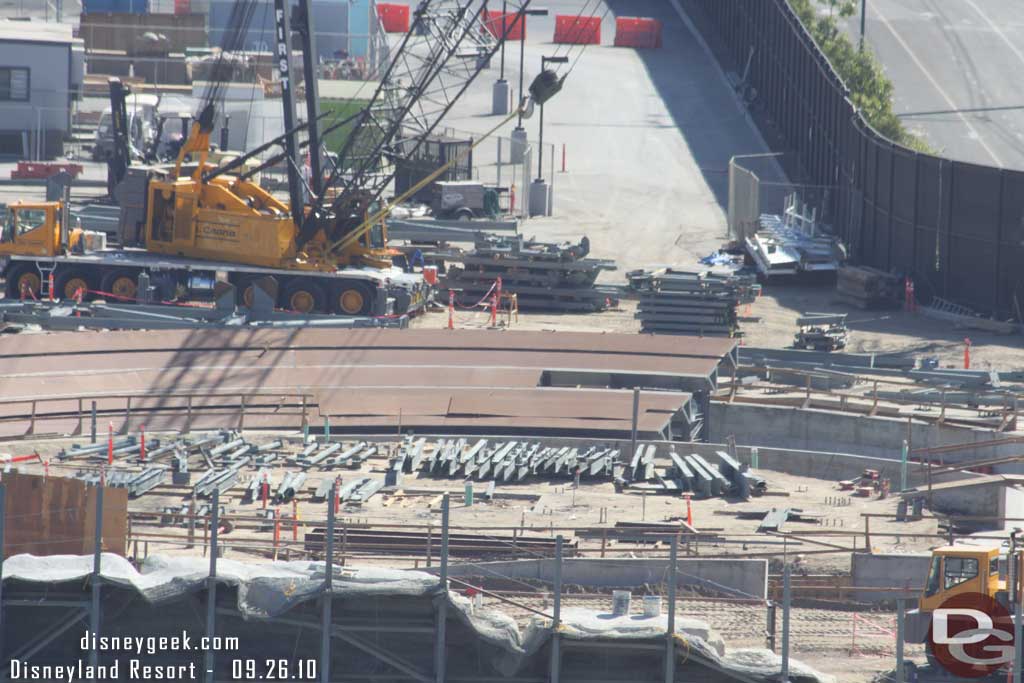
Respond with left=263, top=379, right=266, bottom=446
left=850, top=552, right=930, bottom=604
left=709, top=403, right=1022, bottom=468
left=435, top=557, right=768, bottom=600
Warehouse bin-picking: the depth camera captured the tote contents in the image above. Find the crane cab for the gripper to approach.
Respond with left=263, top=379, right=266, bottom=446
left=0, top=202, right=63, bottom=258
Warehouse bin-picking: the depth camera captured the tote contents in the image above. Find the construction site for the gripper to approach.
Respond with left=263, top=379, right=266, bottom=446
left=3, top=1, right=1024, bottom=683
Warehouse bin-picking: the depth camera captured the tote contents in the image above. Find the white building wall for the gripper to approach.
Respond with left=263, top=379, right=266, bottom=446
left=0, top=41, right=71, bottom=135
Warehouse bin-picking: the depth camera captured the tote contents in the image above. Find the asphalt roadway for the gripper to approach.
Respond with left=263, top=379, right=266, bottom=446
left=441, top=0, right=788, bottom=274
left=842, top=0, right=1024, bottom=169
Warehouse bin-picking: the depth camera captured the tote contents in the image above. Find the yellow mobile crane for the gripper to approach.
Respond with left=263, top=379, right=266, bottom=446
left=1, top=0, right=544, bottom=315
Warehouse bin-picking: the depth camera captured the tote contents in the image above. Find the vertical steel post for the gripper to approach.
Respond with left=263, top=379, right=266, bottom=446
left=630, top=388, right=640, bottom=461
left=499, top=0, right=507, bottom=79
left=537, top=101, right=544, bottom=180
left=516, top=11, right=526, bottom=129
left=550, top=535, right=563, bottom=683
left=665, top=535, right=677, bottom=683
left=321, top=482, right=336, bottom=683
left=204, top=489, right=220, bottom=683
left=895, top=598, right=905, bottom=683
left=1015, top=587, right=1023, bottom=683
left=781, top=563, right=791, bottom=683
left=90, top=400, right=97, bottom=443
left=324, top=416, right=331, bottom=442
left=900, top=439, right=908, bottom=492
left=89, top=478, right=104, bottom=667
left=435, top=494, right=450, bottom=683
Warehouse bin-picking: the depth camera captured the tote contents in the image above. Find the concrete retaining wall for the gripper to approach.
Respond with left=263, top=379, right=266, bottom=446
left=850, top=552, right=930, bottom=604
left=709, top=403, right=1022, bottom=469
left=432, top=558, right=768, bottom=600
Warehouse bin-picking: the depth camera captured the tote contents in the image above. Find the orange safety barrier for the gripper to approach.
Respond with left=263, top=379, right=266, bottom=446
left=613, top=16, right=662, bottom=49
left=376, top=3, right=410, bottom=33
left=10, top=161, right=83, bottom=180
left=484, top=10, right=525, bottom=41
left=553, top=15, right=601, bottom=45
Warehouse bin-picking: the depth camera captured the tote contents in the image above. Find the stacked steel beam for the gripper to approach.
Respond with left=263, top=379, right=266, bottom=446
left=392, top=437, right=620, bottom=483
left=629, top=269, right=758, bottom=337
left=442, top=235, right=618, bottom=312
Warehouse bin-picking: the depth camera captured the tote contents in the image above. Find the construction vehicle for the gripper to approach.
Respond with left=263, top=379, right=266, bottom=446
left=1, top=0, right=545, bottom=315
left=904, top=532, right=1024, bottom=678
left=793, top=312, right=848, bottom=351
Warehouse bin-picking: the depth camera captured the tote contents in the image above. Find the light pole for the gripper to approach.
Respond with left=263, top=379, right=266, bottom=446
left=528, top=55, right=567, bottom=217
left=536, top=55, right=567, bottom=181
left=509, top=7, right=548, bottom=161
left=859, top=0, right=866, bottom=51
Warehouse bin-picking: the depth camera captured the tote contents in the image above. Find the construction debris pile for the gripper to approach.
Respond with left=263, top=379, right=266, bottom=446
left=628, top=268, right=758, bottom=336
left=441, top=235, right=619, bottom=312
left=835, top=265, right=902, bottom=310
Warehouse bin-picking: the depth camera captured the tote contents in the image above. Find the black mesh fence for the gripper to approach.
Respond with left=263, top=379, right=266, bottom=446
left=689, top=0, right=1024, bottom=316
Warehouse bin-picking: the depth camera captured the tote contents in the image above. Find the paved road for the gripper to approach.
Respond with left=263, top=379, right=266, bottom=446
left=844, top=0, right=1024, bottom=168
left=442, top=0, right=787, bottom=274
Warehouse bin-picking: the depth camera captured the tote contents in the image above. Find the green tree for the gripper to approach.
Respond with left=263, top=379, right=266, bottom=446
left=788, top=0, right=931, bottom=152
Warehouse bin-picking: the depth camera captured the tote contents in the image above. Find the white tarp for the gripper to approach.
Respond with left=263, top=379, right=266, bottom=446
left=3, top=554, right=835, bottom=683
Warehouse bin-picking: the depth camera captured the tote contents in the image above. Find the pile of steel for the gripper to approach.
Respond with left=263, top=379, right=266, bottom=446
left=743, top=196, right=843, bottom=279
left=391, top=436, right=620, bottom=484
left=835, top=265, right=902, bottom=309
left=624, top=449, right=766, bottom=499
left=629, top=268, right=758, bottom=337
left=74, top=466, right=167, bottom=498
left=442, top=234, right=618, bottom=312
left=304, top=525, right=573, bottom=559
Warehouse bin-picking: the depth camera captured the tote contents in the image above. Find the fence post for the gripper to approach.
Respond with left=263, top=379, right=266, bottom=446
left=204, top=489, right=219, bottom=683
left=1014, top=587, right=1023, bottom=683
left=665, top=535, right=677, bottom=683
left=90, top=400, right=97, bottom=443
left=435, top=493, right=450, bottom=683
left=781, top=562, right=791, bottom=683
left=550, top=535, right=563, bottom=683
left=321, top=482, right=336, bottom=683
left=89, top=474, right=104, bottom=667
left=895, top=598, right=905, bottom=683
left=629, top=388, right=640, bottom=462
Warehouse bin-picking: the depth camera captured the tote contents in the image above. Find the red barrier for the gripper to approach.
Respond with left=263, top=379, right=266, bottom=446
left=484, top=10, right=525, bottom=41
left=613, top=16, right=662, bottom=49
left=553, top=15, right=601, bottom=45
left=173, top=0, right=190, bottom=14
left=376, top=3, right=410, bottom=33
left=10, top=161, right=83, bottom=180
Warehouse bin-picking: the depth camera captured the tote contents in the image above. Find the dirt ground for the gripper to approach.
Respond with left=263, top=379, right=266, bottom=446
left=14, top=432, right=942, bottom=577
left=411, top=278, right=1024, bottom=371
